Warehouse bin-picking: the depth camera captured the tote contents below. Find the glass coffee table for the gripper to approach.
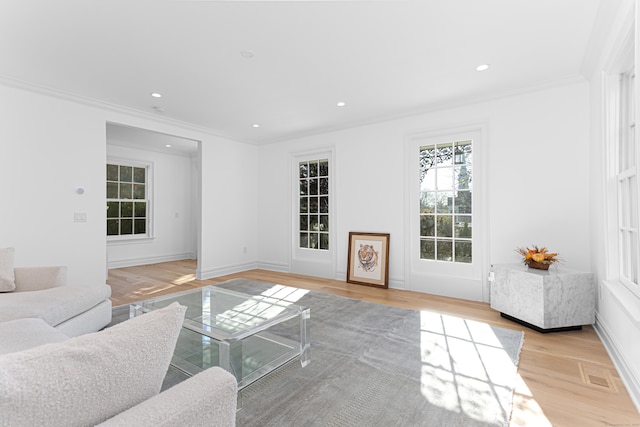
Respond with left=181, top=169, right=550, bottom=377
left=130, top=285, right=310, bottom=390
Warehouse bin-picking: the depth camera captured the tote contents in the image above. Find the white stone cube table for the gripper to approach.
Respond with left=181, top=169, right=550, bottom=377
left=490, top=264, right=595, bottom=332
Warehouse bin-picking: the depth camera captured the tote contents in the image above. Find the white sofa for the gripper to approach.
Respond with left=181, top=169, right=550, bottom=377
left=0, top=302, right=238, bottom=427
left=0, top=248, right=112, bottom=336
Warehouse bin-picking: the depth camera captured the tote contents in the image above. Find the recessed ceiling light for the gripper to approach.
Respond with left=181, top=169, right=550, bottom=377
left=151, top=92, right=162, bottom=98
left=241, top=50, right=256, bottom=59
left=252, top=124, right=260, bottom=128
left=337, top=102, right=346, bottom=107
left=476, top=64, right=490, bottom=72
left=165, top=144, right=172, bottom=148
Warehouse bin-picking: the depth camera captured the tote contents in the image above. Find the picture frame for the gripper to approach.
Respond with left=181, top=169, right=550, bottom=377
left=346, top=232, right=390, bottom=288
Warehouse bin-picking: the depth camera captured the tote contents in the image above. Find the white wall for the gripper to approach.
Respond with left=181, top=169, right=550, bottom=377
left=0, top=82, right=258, bottom=287
left=258, top=81, right=591, bottom=301
left=586, top=0, right=640, bottom=410
left=0, top=85, right=107, bottom=286
left=197, top=135, right=259, bottom=279
left=106, top=143, right=196, bottom=268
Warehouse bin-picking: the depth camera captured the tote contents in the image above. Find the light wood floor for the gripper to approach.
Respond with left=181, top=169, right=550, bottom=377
left=107, top=260, right=640, bottom=427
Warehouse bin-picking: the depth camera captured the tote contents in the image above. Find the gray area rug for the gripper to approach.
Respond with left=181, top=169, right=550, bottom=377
left=112, top=279, right=524, bottom=426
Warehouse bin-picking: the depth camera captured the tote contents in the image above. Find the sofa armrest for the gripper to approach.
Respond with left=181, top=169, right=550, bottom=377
left=97, top=367, right=237, bottom=427
left=13, top=266, right=67, bottom=292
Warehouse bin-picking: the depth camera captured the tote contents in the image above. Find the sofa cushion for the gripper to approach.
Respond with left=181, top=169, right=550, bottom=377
left=0, top=318, right=69, bottom=355
left=0, top=247, right=15, bottom=292
left=0, top=302, right=186, bottom=427
left=0, top=284, right=111, bottom=326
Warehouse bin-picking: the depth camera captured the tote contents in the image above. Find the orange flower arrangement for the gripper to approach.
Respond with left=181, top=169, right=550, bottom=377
left=516, top=245, right=560, bottom=270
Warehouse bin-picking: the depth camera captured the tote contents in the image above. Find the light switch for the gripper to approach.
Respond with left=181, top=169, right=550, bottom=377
left=74, top=212, right=87, bottom=223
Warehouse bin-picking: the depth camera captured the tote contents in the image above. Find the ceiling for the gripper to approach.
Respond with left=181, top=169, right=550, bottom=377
left=1, top=0, right=602, bottom=146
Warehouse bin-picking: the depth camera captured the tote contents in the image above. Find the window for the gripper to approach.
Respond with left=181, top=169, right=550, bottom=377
left=615, top=65, right=639, bottom=291
left=298, top=159, right=329, bottom=250
left=419, top=140, right=472, bottom=263
left=106, top=162, right=149, bottom=238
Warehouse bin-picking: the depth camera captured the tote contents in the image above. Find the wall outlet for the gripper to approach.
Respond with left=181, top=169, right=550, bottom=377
left=488, top=271, right=495, bottom=281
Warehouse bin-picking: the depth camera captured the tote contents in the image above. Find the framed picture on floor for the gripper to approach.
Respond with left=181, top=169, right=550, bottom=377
left=346, top=232, right=390, bottom=288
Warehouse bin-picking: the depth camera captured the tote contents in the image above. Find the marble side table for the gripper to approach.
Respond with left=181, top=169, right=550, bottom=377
left=490, top=264, right=595, bottom=333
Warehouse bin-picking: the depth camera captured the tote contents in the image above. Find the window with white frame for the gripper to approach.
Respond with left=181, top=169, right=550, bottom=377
left=604, top=27, right=640, bottom=299
left=106, top=162, right=150, bottom=238
left=419, top=140, right=473, bottom=263
left=298, top=158, right=329, bottom=250
left=615, top=65, right=639, bottom=291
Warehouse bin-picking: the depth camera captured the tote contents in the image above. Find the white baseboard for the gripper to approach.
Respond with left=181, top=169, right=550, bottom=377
left=107, top=252, right=195, bottom=269
left=594, top=314, right=640, bottom=412
left=256, top=262, right=289, bottom=273
left=197, top=262, right=259, bottom=280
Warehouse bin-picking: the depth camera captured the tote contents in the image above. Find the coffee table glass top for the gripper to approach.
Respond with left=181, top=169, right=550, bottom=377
left=130, top=285, right=310, bottom=389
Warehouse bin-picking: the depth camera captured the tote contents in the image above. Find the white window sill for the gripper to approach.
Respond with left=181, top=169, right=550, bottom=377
left=107, top=236, right=155, bottom=245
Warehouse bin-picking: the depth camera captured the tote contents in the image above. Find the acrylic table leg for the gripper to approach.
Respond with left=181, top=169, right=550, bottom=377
left=299, top=307, right=311, bottom=367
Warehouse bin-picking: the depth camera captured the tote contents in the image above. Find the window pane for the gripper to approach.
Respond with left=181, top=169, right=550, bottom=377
left=300, top=197, right=308, bottom=213
left=420, top=168, right=436, bottom=191
left=437, top=215, right=453, bottom=238
left=300, top=215, right=308, bottom=231
left=299, top=162, right=308, bottom=179
left=309, top=197, right=319, bottom=213
left=319, top=215, right=329, bottom=232
left=309, top=179, right=318, bottom=195
left=455, top=241, right=472, bottom=263
left=121, top=219, right=133, bottom=235
left=420, top=215, right=435, bottom=237
left=106, top=164, right=119, bottom=181
left=310, top=215, right=319, bottom=231
left=319, top=178, right=328, bottom=195
left=436, top=167, right=453, bottom=190
left=309, top=162, right=318, bottom=177
left=134, top=202, right=146, bottom=218
left=106, top=182, right=118, bottom=199
left=455, top=191, right=472, bottom=214
left=455, top=166, right=472, bottom=190
left=436, top=143, right=454, bottom=166
left=455, top=215, right=472, bottom=238
left=120, top=166, right=132, bottom=182
left=319, top=233, right=329, bottom=250
left=319, top=196, right=328, bottom=213
left=120, top=183, right=132, bottom=199
left=420, top=239, right=435, bottom=260
left=121, top=202, right=133, bottom=218
left=134, top=219, right=146, bottom=234
left=420, top=192, right=436, bottom=213
left=319, top=160, right=328, bottom=177
left=107, top=219, right=119, bottom=236
left=436, top=192, right=453, bottom=213
left=300, top=233, right=308, bottom=248
left=299, top=180, right=308, bottom=196
left=454, top=141, right=472, bottom=165
left=309, top=233, right=319, bottom=249
left=133, top=184, right=145, bottom=199
left=437, top=240, right=452, bottom=261
left=107, top=202, right=119, bottom=218
left=133, top=167, right=145, bottom=183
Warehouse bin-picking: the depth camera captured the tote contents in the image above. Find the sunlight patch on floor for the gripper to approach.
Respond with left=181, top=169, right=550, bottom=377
left=172, top=273, right=196, bottom=285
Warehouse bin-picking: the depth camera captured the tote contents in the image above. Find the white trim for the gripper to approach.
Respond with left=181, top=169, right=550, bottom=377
left=289, top=147, right=337, bottom=279
left=106, top=157, right=155, bottom=241
left=403, top=122, right=489, bottom=301
left=196, top=262, right=259, bottom=280
left=594, top=314, right=640, bottom=411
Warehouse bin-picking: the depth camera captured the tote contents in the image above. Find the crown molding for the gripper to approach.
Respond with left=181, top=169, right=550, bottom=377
left=264, top=74, right=588, bottom=145
left=0, top=74, right=248, bottom=144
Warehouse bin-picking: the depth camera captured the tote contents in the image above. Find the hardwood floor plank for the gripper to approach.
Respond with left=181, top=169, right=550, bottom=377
left=107, top=260, right=640, bottom=426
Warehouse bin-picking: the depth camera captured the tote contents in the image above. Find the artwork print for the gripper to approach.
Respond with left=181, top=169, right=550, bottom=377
left=347, top=232, right=390, bottom=288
